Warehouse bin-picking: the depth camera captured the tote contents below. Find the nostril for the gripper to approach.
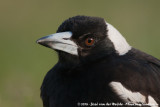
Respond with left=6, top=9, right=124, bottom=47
left=63, top=38, right=70, bottom=40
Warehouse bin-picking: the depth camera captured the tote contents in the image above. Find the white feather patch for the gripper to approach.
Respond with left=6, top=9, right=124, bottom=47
left=109, top=82, right=158, bottom=107
left=148, top=96, right=159, bottom=107
left=106, top=22, right=131, bottom=55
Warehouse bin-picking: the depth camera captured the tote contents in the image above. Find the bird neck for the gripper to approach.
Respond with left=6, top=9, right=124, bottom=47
left=79, top=52, right=117, bottom=66
left=58, top=51, right=118, bottom=69
left=58, top=52, right=80, bottom=67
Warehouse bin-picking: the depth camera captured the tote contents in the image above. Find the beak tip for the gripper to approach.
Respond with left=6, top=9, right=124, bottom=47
left=36, top=39, right=43, bottom=44
left=36, top=35, right=50, bottom=44
left=36, top=40, right=40, bottom=44
left=36, top=39, right=50, bottom=48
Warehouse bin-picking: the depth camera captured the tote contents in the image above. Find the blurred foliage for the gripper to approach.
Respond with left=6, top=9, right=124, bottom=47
left=0, top=0, right=160, bottom=107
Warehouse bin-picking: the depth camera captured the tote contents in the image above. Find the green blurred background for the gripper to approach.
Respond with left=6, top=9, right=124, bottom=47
left=0, top=0, right=160, bottom=107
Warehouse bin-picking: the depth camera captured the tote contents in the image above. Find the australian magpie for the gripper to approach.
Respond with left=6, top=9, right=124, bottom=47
left=37, top=16, right=160, bottom=107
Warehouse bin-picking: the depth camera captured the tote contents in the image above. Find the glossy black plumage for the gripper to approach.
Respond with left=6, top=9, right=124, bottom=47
left=37, top=16, right=160, bottom=107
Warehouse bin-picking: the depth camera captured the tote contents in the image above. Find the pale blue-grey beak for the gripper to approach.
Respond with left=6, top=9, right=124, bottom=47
left=37, top=32, right=78, bottom=55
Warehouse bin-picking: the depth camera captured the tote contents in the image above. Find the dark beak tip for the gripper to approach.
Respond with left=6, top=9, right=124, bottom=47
left=36, top=39, right=50, bottom=48
left=36, top=40, right=40, bottom=44
left=36, top=39, right=43, bottom=44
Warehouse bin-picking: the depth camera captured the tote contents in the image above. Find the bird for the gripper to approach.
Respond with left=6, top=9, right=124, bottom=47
left=37, top=15, right=160, bottom=107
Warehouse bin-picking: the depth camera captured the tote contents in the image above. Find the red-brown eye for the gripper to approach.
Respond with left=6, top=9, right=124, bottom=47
left=85, top=38, right=95, bottom=46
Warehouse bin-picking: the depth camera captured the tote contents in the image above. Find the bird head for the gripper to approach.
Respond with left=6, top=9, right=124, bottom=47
left=37, top=16, right=131, bottom=64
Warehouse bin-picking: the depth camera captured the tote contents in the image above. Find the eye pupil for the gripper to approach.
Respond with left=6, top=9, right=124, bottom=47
left=85, top=38, right=94, bottom=46
left=88, top=39, right=92, bottom=43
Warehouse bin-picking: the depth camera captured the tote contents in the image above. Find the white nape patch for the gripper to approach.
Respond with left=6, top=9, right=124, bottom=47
left=38, top=32, right=78, bottom=55
left=109, top=82, right=158, bottom=107
left=106, top=22, right=131, bottom=55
